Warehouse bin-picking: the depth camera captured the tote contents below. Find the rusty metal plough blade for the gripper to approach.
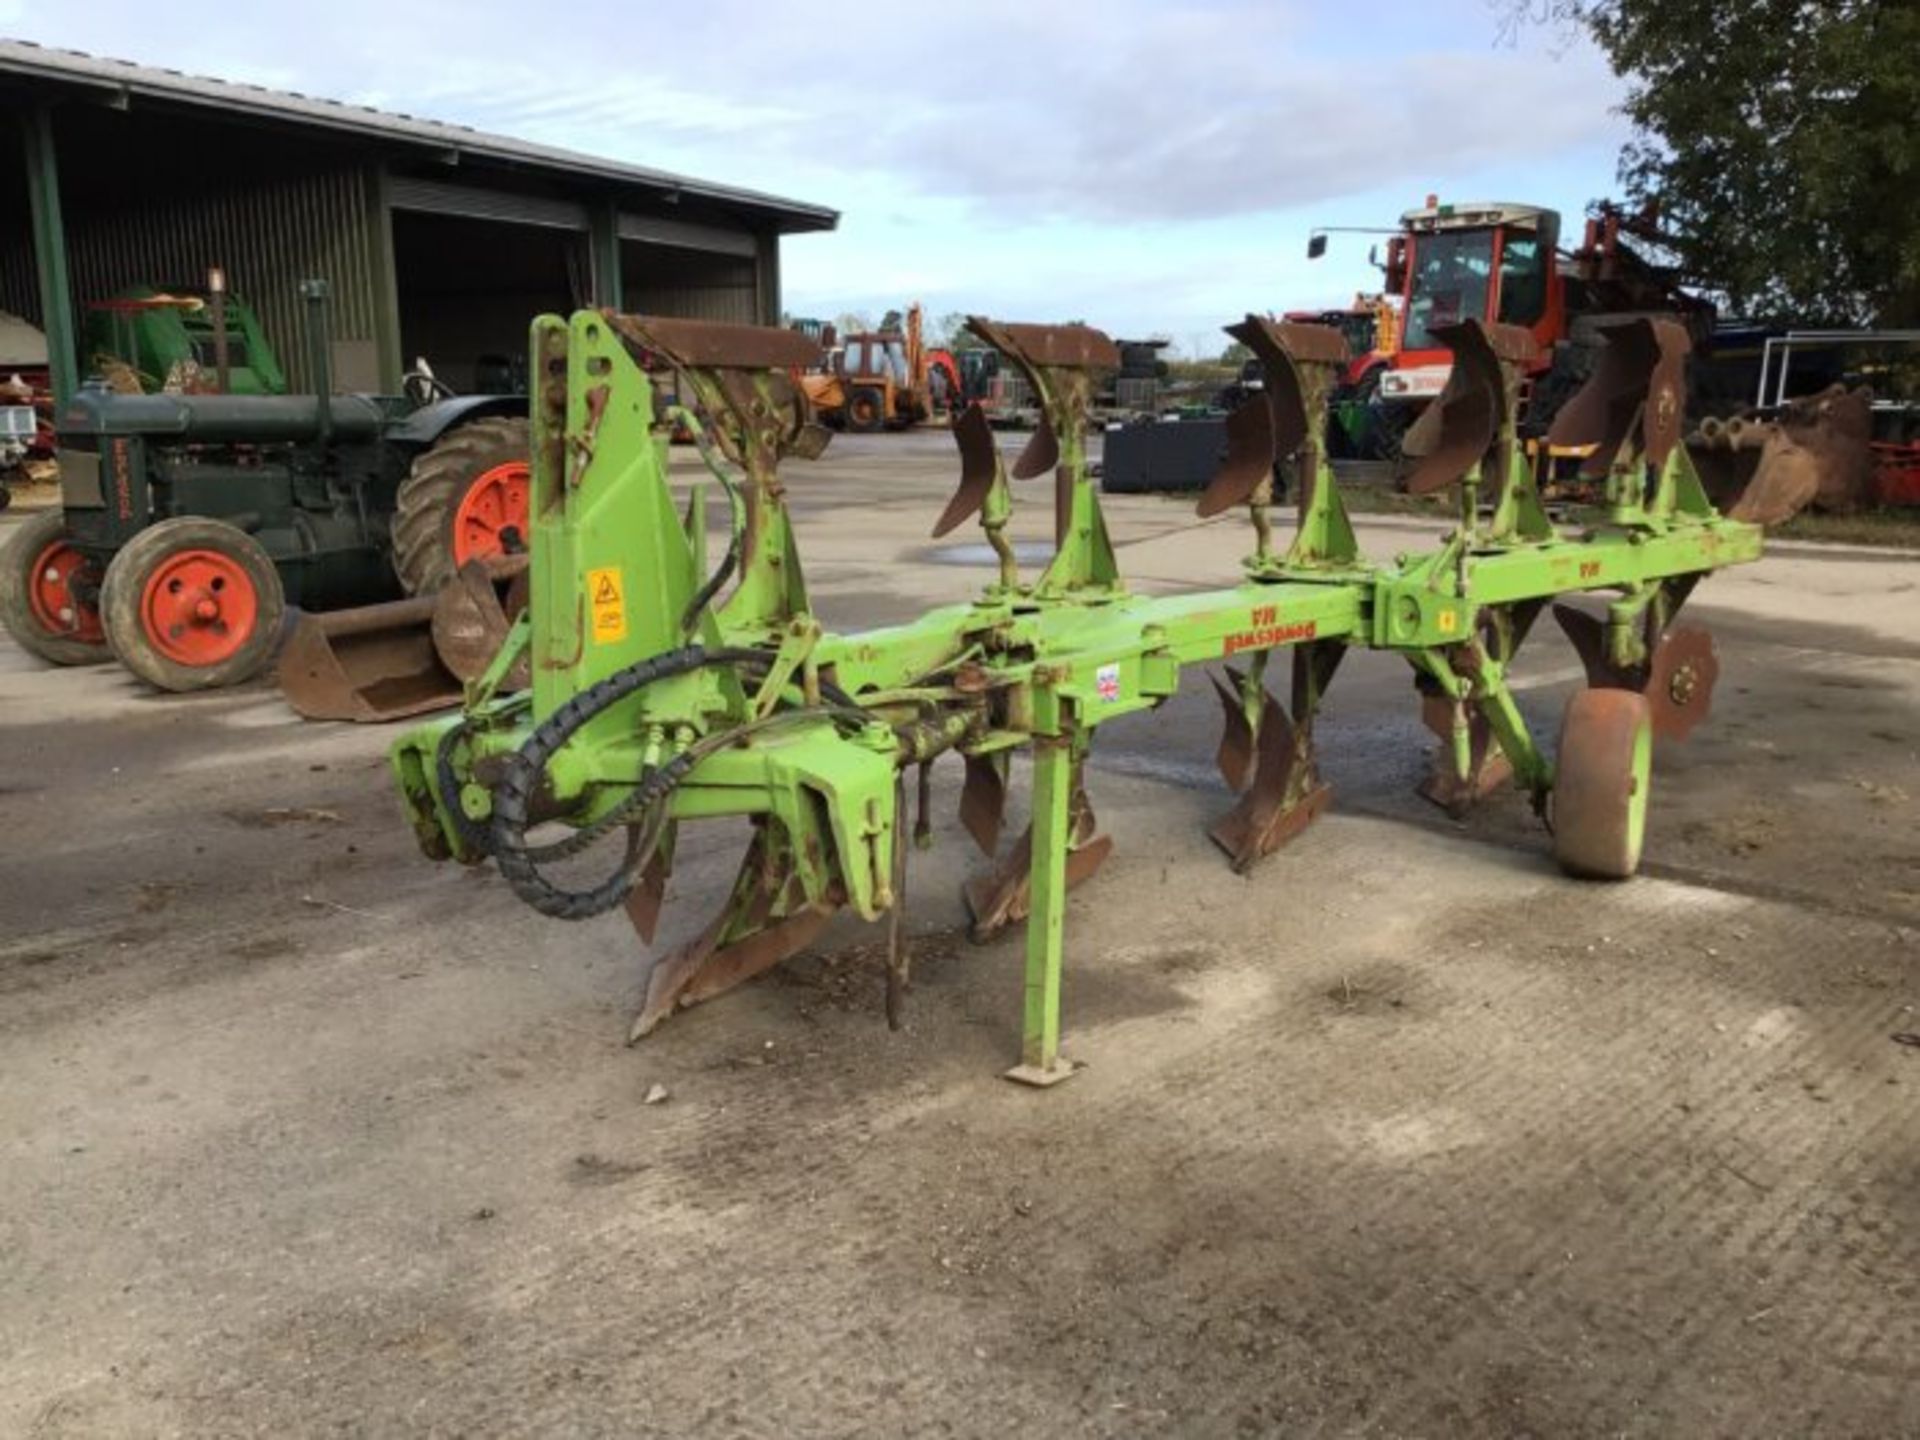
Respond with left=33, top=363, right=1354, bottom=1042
left=964, top=318, right=1118, bottom=581
left=1208, top=664, right=1257, bottom=792
left=963, top=772, right=1110, bottom=942
left=1549, top=318, right=1688, bottom=477
left=1197, top=393, right=1278, bottom=519
left=1207, top=644, right=1343, bottom=873
left=629, top=819, right=843, bottom=1040
left=1401, top=320, right=1530, bottom=495
left=1208, top=689, right=1332, bottom=873
left=935, top=403, right=1003, bottom=538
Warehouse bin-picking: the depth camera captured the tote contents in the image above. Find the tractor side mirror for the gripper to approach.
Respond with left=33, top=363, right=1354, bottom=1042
left=1384, top=237, right=1408, bottom=292
left=1307, top=233, right=1328, bottom=260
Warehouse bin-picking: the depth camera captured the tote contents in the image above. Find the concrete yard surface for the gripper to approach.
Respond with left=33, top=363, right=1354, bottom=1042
left=3, top=435, right=1918, bottom=1436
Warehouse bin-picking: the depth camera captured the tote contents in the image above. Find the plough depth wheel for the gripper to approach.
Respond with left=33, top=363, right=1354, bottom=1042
left=1552, top=688, right=1653, bottom=880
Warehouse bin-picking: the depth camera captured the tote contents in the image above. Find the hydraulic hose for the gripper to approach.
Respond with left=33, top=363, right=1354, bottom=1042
left=486, top=644, right=870, bottom=922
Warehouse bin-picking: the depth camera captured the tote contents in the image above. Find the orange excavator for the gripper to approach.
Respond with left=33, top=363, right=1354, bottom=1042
left=797, top=304, right=962, bottom=431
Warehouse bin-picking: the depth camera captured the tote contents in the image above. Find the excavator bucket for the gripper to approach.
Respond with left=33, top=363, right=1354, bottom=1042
left=1401, top=321, right=1535, bottom=495
left=1692, top=385, right=1873, bottom=526
left=278, top=557, right=524, bottom=722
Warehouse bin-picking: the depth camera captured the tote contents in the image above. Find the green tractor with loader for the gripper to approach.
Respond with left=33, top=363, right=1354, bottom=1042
left=0, top=281, right=530, bottom=705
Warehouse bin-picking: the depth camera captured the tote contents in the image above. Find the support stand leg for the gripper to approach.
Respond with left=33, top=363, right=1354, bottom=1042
left=1005, top=735, right=1076, bottom=1087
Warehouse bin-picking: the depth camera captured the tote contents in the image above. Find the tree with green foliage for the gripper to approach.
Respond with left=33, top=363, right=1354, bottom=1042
left=1573, top=0, right=1920, bottom=325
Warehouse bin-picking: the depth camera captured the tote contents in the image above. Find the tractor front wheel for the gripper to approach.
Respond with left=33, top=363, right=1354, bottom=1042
left=392, top=416, right=532, bottom=596
left=99, top=517, right=285, bottom=693
left=845, top=387, right=887, bottom=434
left=1552, top=688, right=1653, bottom=880
left=0, top=508, right=111, bottom=666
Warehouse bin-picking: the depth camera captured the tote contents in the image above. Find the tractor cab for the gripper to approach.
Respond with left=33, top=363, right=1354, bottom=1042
left=1377, top=201, right=1562, bottom=404
left=838, top=330, right=911, bottom=389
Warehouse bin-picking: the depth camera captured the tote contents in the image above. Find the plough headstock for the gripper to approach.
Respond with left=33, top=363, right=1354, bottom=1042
left=390, top=300, right=1779, bottom=1091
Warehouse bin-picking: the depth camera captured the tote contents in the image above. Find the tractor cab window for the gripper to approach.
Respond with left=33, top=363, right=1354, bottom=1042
left=1401, top=229, right=1495, bottom=351
left=1497, top=234, right=1549, bottom=326
left=842, top=340, right=867, bottom=376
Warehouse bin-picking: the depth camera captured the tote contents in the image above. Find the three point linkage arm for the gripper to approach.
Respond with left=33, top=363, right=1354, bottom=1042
left=391, top=307, right=1775, bottom=1085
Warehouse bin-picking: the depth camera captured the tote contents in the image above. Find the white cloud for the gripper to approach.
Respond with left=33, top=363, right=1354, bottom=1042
left=7, top=0, right=1632, bottom=339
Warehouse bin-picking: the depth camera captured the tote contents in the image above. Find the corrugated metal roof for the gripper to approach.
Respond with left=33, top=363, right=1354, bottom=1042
left=0, top=39, right=839, bottom=233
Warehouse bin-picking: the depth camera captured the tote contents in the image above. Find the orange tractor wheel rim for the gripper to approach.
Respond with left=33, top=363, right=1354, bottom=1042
left=27, top=538, right=104, bottom=643
left=452, top=460, right=531, bottom=568
left=140, top=549, right=258, bottom=666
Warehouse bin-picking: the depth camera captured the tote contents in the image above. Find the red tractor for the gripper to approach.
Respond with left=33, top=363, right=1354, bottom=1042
left=1313, top=197, right=1710, bottom=463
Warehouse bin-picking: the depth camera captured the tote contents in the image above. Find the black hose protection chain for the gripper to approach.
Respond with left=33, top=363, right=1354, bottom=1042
left=488, top=645, right=765, bottom=921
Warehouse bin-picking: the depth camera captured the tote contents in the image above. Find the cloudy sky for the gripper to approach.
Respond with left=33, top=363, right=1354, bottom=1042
left=6, top=1, right=1630, bottom=353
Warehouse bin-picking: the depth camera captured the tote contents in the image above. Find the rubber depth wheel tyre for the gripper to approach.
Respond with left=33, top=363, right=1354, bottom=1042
left=99, top=517, right=285, bottom=693
left=391, top=416, right=531, bottom=596
left=1552, top=688, right=1653, bottom=880
left=0, top=507, right=111, bottom=666
left=845, top=388, right=886, bottom=434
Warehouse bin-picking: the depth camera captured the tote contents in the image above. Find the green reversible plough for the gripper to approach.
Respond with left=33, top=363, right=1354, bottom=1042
left=391, top=307, right=1786, bottom=1085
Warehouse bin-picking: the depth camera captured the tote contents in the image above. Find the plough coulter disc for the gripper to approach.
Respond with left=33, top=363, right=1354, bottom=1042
left=1644, top=625, right=1719, bottom=741
left=1552, top=688, right=1653, bottom=880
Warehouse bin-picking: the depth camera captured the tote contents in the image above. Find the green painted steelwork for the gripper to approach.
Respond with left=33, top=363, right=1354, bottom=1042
left=391, top=308, right=1771, bottom=1083
left=22, top=105, right=77, bottom=405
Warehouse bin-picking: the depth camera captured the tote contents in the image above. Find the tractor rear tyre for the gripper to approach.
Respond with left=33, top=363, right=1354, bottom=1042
left=845, top=387, right=887, bottom=434
left=1354, top=369, right=1414, bottom=467
left=392, top=416, right=532, bottom=596
left=1551, top=688, right=1653, bottom=880
left=0, top=508, right=111, bottom=666
left=99, top=516, right=285, bottom=693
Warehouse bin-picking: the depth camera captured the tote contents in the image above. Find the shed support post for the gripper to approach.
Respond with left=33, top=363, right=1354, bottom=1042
left=755, top=230, right=780, bottom=326
left=364, top=164, right=404, bottom=393
left=591, top=201, right=623, bottom=309
left=22, top=105, right=77, bottom=406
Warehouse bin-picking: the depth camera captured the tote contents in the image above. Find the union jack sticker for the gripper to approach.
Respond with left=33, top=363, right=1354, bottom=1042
left=1095, top=663, right=1121, bottom=703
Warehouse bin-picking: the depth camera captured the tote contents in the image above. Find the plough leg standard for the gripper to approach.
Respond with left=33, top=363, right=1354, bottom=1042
left=392, top=308, right=1781, bottom=1085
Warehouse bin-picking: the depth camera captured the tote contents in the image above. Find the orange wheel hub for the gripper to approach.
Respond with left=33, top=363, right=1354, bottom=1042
left=452, top=460, right=531, bottom=568
left=27, top=538, right=104, bottom=644
left=140, top=549, right=258, bottom=666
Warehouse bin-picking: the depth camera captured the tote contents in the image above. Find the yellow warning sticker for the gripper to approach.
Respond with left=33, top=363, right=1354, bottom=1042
left=1437, top=607, right=1459, bottom=635
left=587, top=566, right=627, bottom=644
